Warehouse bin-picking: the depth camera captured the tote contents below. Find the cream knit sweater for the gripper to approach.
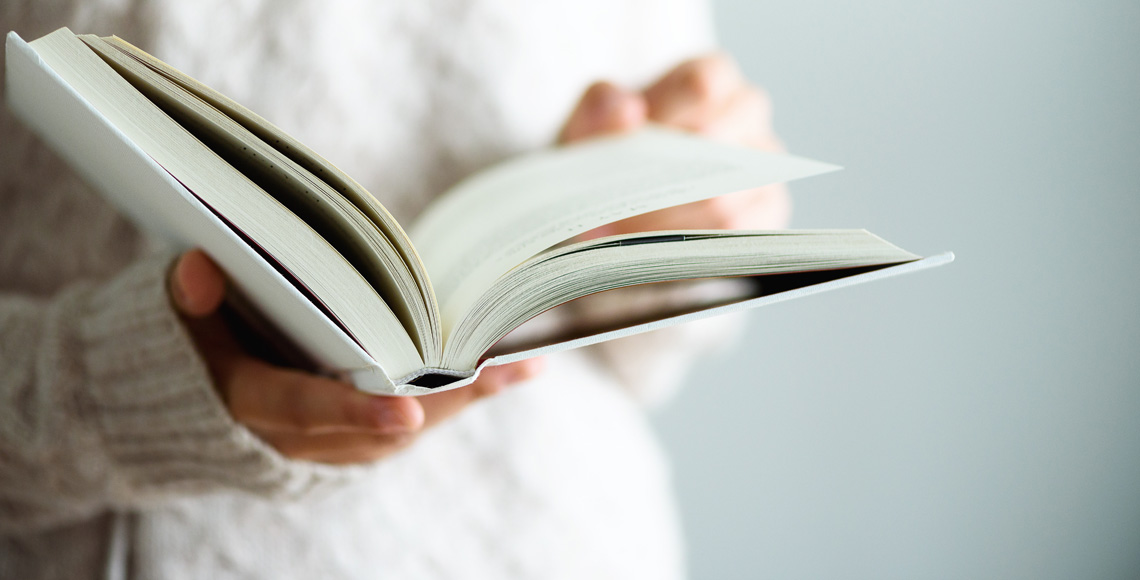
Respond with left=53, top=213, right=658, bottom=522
left=0, top=1, right=726, bottom=578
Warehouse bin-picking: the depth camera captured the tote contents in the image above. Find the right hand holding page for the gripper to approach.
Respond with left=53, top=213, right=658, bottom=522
left=562, top=53, right=792, bottom=237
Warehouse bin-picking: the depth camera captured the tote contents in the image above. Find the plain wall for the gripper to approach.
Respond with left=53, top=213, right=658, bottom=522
left=652, top=1, right=1140, bottom=578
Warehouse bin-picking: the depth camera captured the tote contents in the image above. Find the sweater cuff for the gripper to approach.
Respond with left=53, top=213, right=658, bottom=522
left=77, top=253, right=343, bottom=501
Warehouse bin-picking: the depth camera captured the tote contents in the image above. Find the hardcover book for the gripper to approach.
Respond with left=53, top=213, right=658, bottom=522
left=4, top=28, right=953, bottom=395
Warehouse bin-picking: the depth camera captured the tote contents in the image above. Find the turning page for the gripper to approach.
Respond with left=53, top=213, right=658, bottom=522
left=410, top=129, right=840, bottom=334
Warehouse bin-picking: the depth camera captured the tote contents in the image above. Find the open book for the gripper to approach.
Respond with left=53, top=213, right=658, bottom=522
left=5, top=28, right=953, bottom=395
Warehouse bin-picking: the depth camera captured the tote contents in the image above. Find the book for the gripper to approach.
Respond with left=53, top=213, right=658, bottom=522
left=5, top=28, right=953, bottom=395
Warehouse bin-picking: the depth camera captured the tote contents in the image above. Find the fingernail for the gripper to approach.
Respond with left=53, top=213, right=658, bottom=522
left=371, top=400, right=419, bottom=434
left=169, top=269, right=188, bottom=311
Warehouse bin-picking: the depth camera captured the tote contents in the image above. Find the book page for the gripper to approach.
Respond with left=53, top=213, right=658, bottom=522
left=409, top=129, right=839, bottom=335
left=82, top=35, right=439, bottom=364
left=15, top=29, right=427, bottom=379
left=440, top=229, right=919, bottom=369
left=94, top=35, right=442, bottom=365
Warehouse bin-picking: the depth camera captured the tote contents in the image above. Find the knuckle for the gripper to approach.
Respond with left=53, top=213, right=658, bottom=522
left=583, top=81, right=613, bottom=100
left=286, top=399, right=318, bottom=433
left=677, top=62, right=720, bottom=102
left=579, top=81, right=622, bottom=116
left=562, top=82, right=622, bottom=143
left=341, top=395, right=370, bottom=429
left=281, top=377, right=320, bottom=433
left=677, top=54, right=737, bottom=100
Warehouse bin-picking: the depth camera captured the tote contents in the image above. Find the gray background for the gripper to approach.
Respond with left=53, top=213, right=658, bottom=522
left=652, top=1, right=1140, bottom=578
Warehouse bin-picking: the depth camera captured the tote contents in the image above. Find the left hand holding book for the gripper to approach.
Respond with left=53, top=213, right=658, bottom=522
left=170, top=249, right=543, bottom=464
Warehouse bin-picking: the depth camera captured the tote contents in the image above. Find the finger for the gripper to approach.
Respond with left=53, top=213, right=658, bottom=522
left=224, top=356, right=425, bottom=435
left=664, top=186, right=786, bottom=230
left=702, top=86, right=784, bottom=151
left=418, top=358, right=545, bottom=429
left=707, top=184, right=792, bottom=230
left=169, top=249, right=227, bottom=318
left=256, top=429, right=418, bottom=464
left=559, top=82, right=647, bottom=144
left=589, top=182, right=791, bottom=235
left=644, top=53, right=744, bottom=130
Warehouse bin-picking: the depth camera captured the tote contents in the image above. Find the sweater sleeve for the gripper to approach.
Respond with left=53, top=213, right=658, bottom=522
left=0, top=252, right=346, bottom=534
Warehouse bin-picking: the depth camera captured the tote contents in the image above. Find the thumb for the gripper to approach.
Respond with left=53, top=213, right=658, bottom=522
left=559, top=81, right=647, bottom=144
left=169, top=249, right=227, bottom=318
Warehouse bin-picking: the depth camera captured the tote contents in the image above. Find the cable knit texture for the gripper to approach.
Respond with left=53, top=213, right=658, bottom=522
left=0, top=1, right=727, bottom=578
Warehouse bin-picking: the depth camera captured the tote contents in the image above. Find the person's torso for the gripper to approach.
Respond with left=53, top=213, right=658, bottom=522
left=2, top=1, right=712, bottom=577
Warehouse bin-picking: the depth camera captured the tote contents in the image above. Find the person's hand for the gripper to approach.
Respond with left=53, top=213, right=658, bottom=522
left=560, top=53, right=792, bottom=237
left=169, top=249, right=543, bottom=465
